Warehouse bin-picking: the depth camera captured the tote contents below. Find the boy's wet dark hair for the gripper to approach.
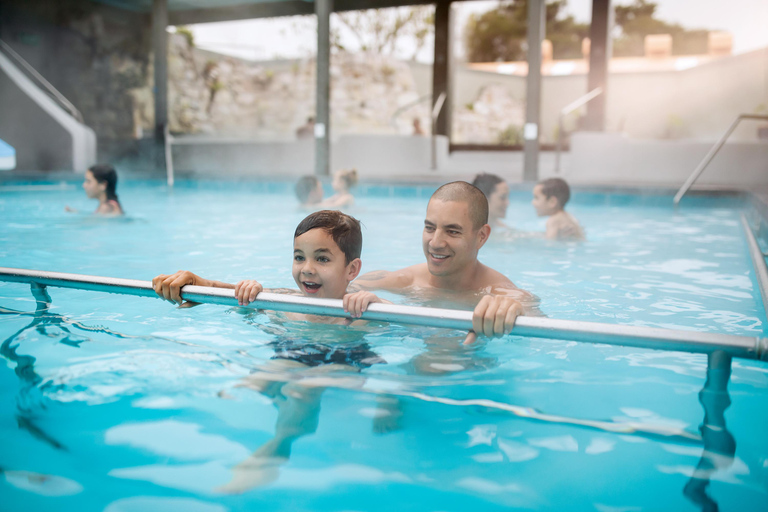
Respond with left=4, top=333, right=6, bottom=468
left=431, top=181, right=488, bottom=229
left=89, top=164, right=119, bottom=202
left=538, top=178, right=571, bottom=208
left=295, top=175, right=320, bottom=203
left=294, top=210, right=362, bottom=264
left=471, top=173, right=504, bottom=200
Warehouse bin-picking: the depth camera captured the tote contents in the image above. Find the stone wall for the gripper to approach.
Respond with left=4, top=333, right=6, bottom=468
left=160, top=34, right=433, bottom=139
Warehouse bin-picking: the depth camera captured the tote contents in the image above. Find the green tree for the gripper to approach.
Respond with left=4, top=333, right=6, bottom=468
left=464, top=0, right=715, bottom=63
left=332, top=6, right=434, bottom=60
left=613, top=0, right=710, bottom=56
left=464, top=0, right=587, bottom=63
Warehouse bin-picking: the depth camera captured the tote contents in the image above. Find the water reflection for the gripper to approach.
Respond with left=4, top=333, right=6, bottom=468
left=683, top=351, right=735, bottom=512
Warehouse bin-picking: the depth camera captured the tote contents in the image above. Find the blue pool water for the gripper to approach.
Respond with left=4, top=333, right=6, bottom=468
left=1, top=180, right=767, bottom=511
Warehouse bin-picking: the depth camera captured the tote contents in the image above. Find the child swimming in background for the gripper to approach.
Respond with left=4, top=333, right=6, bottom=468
left=65, top=164, right=123, bottom=215
left=319, top=168, right=357, bottom=208
left=471, top=172, right=510, bottom=229
left=532, top=177, right=584, bottom=240
left=294, top=175, right=324, bottom=208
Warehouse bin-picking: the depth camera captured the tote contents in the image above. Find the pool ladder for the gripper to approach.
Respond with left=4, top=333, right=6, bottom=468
left=673, top=113, right=768, bottom=207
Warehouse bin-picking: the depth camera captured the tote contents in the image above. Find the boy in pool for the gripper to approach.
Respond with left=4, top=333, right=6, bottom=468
left=153, top=209, right=383, bottom=325
left=153, top=210, right=386, bottom=492
left=532, top=177, right=584, bottom=241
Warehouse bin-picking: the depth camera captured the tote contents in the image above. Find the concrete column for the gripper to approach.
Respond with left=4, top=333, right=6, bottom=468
left=152, top=0, right=168, bottom=141
left=523, top=0, right=545, bottom=182
left=584, top=0, right=611, bottom=131
left=315, top=0, right=332, bottom=176
left=432, top=0, right=451, bottom=137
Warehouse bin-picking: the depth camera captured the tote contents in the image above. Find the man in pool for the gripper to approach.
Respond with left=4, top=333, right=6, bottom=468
left=346, top=181, right=534, bottom=345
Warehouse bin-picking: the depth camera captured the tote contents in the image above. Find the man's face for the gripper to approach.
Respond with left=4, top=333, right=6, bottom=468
left=292, top=228, right=360, bottom=299
left=532, top=184, right=556, bottom=216
left=422, top=199, right=487, bottom=277
left=82, top=170, right=105, bottom=199
left=488, top=181, right=510, bottom=220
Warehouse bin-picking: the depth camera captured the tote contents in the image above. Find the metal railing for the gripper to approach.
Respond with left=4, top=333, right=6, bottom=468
left=673, top=114, right=768, bottom=207
left=431, top=91, right=446, bottom=170
left=741, top=213, right=768, bottom=317
left=164, top=124, right=175, bottom=188
left=554, top=87, right=602, bottom=174
left=0, top=39, right=84, bottom=124
left=1, top=267, right=766, bottom=361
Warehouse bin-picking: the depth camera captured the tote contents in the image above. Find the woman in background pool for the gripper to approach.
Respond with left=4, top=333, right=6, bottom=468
left=320, top=168, right=357, bottom=208
left=471, top=173, right=510, bottom=229
left=65, top=164, right=123, bottom=216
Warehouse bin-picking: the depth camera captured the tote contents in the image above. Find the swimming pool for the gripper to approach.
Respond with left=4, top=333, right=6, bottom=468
left=1, top=180, right=767, bottom=511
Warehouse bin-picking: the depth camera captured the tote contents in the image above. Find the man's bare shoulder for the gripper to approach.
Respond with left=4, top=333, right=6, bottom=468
left=352, top=265, right=421, bottom=291
left=477, top=263, right=516, bottom=290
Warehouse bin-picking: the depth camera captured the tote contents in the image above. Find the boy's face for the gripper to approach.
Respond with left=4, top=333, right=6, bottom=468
left=422, top=199, right=489, bottom=278
left=488, top=181, right=510, bottom=220
left=532, top=184, right=558, bottom=217
left=293, top=228, right=361, bottom=299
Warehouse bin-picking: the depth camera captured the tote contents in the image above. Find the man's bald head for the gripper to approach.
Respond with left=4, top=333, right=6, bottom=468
left=429, top=181, right=489, bottom=229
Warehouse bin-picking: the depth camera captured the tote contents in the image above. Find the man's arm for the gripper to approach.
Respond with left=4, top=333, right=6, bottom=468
left=463, top=268, right=534, bottom=345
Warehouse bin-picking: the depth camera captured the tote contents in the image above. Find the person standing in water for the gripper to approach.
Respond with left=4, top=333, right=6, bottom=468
left=66, top=164, right=123, bottom=216
left=471, top=173, right=510, bottom=230
left=319, top=168, right=358, bottom=208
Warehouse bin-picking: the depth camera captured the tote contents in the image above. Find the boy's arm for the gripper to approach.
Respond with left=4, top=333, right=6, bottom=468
left=343, top=290, right=392, bottom=318
left=153, top=270, right=234, bottom=306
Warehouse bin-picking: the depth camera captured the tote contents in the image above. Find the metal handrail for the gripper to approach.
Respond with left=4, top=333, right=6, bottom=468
left=164, top=124, right=175, bottom=188
left=554, top=87, right=603, bottom=174
left=673, top=114, right=768, bottom=207
left=1, top=267, right=766, bottom=360
left=0, top=39, right=84, bottom=123
left=389, top=93, right=432, bottom=130
left=741, top=214, right=768, bottom=317
left=431, top=91, right=446, bottom=170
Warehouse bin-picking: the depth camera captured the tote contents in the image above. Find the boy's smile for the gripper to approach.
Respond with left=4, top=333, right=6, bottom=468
left=292, top=228, right=360, bottom=299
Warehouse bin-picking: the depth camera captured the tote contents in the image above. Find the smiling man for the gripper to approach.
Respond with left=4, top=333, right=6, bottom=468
left=352, top=181, right=534, bottom=344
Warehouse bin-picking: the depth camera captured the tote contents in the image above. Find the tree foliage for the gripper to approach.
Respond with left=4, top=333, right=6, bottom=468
left=464, top=0, right=714, bottom=63
left=332, top=6, right=434, bottom=60
left=464, top=0, right=587, bottom=63
left=613, top=0, right=710, bottom=56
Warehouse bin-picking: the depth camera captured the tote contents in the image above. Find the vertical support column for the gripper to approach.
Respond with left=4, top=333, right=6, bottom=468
left=584, top=0, right=611, bottom=131
left=432, top=0, right=451, bottom=138
left=523, top=0, right=545, bottom=182
left=152, top=0, right=168, bottom=142
left=315, top=0, right=332, bottom=176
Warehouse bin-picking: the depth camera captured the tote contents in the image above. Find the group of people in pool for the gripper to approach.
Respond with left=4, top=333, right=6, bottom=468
left=150, top=178, right=582, bottom=491
left=296, top=169, right=584, bottom=241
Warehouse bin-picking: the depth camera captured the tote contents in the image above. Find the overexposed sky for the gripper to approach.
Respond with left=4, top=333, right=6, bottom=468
left=187, top=0, right=768, bottom=62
